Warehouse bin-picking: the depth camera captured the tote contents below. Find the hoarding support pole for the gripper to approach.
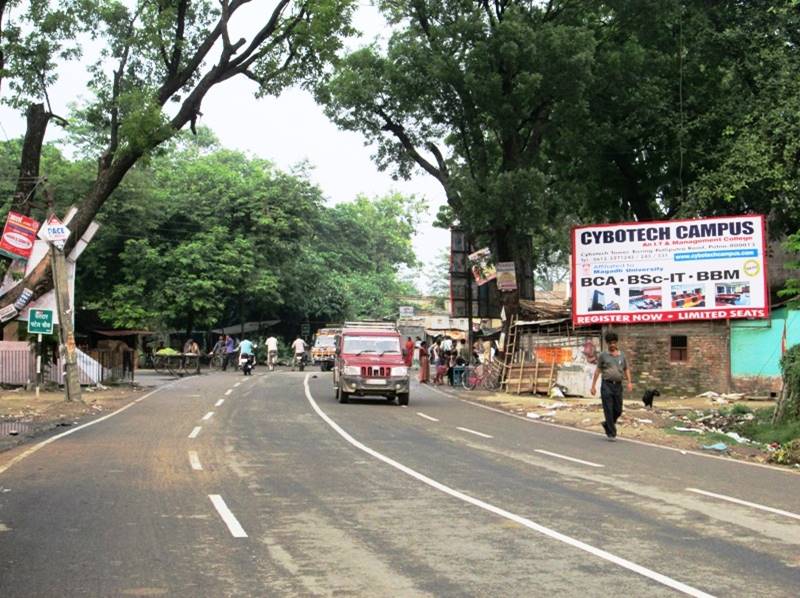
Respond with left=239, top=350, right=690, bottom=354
left=51, top=245, right=82, bottom=403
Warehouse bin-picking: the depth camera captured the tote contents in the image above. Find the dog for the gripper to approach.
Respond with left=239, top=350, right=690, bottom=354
left=642, top=388, right=660, bottom=408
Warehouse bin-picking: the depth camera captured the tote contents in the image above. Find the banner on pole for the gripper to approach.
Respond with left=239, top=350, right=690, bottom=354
left=0, top=211, right=39, bottom=261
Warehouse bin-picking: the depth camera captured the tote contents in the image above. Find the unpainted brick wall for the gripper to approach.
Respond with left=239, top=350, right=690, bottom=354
left=606, top=322, right=731, bottom=397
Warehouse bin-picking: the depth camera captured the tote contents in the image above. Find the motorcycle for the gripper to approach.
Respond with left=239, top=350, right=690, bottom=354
left=239, top=353, right=255, bottom=375
left=292, top=352, right=307, bottom=372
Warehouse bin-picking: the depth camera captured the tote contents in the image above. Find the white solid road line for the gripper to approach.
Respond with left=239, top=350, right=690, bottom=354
left=209, top=494, right=248, bottom=538
left=225, top=389, right=233, bottom=396
left=202, top=411, right=214, bottom=421
left=0, top=380, right=180, bottom=476
left=534, top=449, right=604, bottom=468
left=305, top=376, right=714, bottom=598
left=417, top=412, right=439, bottom=422
left=188, top=451, right=203, bottom=471
left=188, top=426, right=202, bottom=439
left=215, top=399, right=225, bottom=407
left=456, top=426, right=493, bottom=439
left=686, top=487, right=800, bottom=521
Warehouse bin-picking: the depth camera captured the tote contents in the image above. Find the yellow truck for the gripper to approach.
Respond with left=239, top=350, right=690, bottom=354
left=311, top=327, right=340, bottom=371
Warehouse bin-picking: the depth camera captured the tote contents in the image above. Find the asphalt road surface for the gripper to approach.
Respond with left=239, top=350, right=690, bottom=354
left=0, top=369, right=798, bottom=597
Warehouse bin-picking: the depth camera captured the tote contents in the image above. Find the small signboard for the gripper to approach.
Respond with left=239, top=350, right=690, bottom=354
left=468, top=247, right=497, bottom=286
left=399, top=306, right=415, bottom=318
left=28, top=308, right=54, bottom=334
left=0, top=211, right=40, bottom=261
left=37, top=214, right=71, bottom=250
left=496, top=262, right=517, bottom=291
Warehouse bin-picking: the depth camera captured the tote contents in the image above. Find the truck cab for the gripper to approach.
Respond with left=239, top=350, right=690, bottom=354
left=333, top=322, right=410, bottom=405
left=311, top=327, right=339, bottom=371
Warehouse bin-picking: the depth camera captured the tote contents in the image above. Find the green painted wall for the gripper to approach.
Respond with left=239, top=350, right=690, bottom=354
left=731, top=307, right=800, bottom=377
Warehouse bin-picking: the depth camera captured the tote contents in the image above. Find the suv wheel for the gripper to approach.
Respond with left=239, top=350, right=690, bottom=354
left=397, top=392, right=409, bottom=406
left=337, top=385, right=349, bottom=404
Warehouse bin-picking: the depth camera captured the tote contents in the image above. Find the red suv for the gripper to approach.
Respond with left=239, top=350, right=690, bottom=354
left=333, top=322, right=410, bottom=405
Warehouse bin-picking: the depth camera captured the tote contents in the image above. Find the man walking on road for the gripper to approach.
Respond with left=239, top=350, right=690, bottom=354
left=590, top=331, right=633, bottom=440
left=265, top=335, right=279, bottom=370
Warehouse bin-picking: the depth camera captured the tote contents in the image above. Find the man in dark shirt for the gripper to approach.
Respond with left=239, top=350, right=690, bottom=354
left=590, top=331, right=633, bottom=440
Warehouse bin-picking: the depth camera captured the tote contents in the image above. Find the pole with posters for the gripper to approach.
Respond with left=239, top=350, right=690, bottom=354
left=39, top=213, right=82, bottom=403
left=51, top=245, right=81, bottom=402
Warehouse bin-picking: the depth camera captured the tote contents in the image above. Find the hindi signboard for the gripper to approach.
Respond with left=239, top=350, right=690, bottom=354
left=27, top=308, right=54, bottom=335
left=0, top=211, right=39, bottom=261
left=571, top=215, right=768, bottom=326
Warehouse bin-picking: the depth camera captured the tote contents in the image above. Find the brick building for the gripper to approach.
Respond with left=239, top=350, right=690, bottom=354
left=610, top=321, right=732, bottom=396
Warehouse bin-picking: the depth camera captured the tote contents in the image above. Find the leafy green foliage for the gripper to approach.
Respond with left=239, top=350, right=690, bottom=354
left=0, top=134, right=422, bottom=331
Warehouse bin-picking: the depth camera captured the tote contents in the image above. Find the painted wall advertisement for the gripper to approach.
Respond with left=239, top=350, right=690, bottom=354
left=572, top=215, right=768, bottom=326
left=0, top=211, right=39, bottom=261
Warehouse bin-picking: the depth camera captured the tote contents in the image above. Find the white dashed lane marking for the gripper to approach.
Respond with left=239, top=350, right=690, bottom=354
left=417, top=412, right=439, bottom=422
left=188, top=451, right=203, bottom=471
left=202, top=411, right=214, bottom=421
left=188, top=426, right=201, bottom=439
left=686, top=488, right=800, bottom=521
left=456, top=426, right=493, bottom=439
left=209, top=495, right=247, bottom=538
left=534, top=449, right=604, bottom=468
left=215, top=399, right=225, bottom=407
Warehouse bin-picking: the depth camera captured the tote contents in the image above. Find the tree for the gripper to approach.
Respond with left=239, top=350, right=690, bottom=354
left=317, top=0, right=596, bottom=305
left=0, top=0, right=357, bottom=320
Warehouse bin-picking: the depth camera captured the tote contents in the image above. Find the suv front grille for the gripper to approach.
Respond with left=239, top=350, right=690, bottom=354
left=361, top=366, right=389, bottom=377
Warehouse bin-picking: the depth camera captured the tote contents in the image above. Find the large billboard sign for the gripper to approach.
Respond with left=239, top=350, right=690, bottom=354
left=572, top=215, right=768, bottom=326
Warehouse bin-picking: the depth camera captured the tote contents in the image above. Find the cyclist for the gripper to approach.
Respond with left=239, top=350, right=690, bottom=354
left=265, top=335, right=279, bottom=371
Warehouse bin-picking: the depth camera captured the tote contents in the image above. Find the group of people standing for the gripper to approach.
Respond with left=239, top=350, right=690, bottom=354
left=410, top=335, right=488, bottom=386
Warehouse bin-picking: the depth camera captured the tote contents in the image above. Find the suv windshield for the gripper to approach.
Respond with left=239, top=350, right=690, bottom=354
left=342, top=335, right=401, bottom=354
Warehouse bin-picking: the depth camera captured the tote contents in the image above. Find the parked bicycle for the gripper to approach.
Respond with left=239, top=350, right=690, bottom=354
left=461, top=363, right=499, bottom=391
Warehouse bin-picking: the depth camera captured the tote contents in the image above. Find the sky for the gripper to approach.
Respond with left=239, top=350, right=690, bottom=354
left=0, top=3, right=450, bottom=290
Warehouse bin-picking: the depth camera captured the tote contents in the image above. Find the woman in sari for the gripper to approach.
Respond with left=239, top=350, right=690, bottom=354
left=418, top=341, right=429, bottom=383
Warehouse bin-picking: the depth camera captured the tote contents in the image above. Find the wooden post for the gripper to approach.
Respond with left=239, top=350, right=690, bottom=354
left=51, top=245, right=81, bottom=402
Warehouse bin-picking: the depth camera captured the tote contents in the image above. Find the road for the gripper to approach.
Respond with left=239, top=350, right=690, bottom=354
left=0, top=369, right=798, bottom=597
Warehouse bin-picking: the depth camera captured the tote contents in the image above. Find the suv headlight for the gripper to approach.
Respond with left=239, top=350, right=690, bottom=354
left=343, top=366, right=360, bottom=375
left=393, top=367, right=408, bottom=377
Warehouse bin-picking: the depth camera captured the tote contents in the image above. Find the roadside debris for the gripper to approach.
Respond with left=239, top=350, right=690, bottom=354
left=702, top=442, right=729, bottom=452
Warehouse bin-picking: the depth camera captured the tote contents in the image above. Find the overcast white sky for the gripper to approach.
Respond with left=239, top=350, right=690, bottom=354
left=0, top=3, right=450, bottom=288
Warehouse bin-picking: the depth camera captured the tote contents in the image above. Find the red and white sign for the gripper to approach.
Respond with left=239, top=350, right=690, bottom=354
left=572, top=215, right=769, bottom=326
left=37, top=214, right=71, bottom=250
left=0, top=211, right=39, bottom=261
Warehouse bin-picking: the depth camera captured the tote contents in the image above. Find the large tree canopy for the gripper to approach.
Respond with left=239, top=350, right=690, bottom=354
left=0, top=0, right=357, bottom=318
left=318, top=0, right=596, bottom=300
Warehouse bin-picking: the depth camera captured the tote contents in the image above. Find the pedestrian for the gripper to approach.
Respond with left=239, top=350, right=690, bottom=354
left=222, top=334, right=236, bottom=371
left=404, top=336, right=414, bottom=367
left=590, top=331, right=633, bottom=440
left=418, top=341, right=429, bottom=383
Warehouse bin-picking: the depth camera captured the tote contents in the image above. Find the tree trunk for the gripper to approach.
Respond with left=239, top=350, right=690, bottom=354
left=493, top=229, right=535, bottom=315
left=13, top=103, right=50, bottom=214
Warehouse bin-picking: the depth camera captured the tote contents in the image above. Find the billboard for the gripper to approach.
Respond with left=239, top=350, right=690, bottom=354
left=572, top=215, right=768, bottom=326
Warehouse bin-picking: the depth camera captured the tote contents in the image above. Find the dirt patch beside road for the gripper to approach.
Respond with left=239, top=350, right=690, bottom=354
left=456, top=390, right=780, bottom=465
left=0, top=385, right=150, bottom=454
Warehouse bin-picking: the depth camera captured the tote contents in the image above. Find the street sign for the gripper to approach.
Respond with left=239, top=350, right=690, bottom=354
left=399, top=306, right=415, bottom=318
left=37, top=214, right=71, bottom=250
left=28, top=308, right=54, bottom=335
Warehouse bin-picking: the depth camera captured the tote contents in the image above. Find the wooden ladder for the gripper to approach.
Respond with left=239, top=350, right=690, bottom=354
left=501, top=314, right=518, bottom=391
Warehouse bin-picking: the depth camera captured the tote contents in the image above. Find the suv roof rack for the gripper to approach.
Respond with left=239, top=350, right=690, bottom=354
left=343, top=321, right=397, bottom=331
